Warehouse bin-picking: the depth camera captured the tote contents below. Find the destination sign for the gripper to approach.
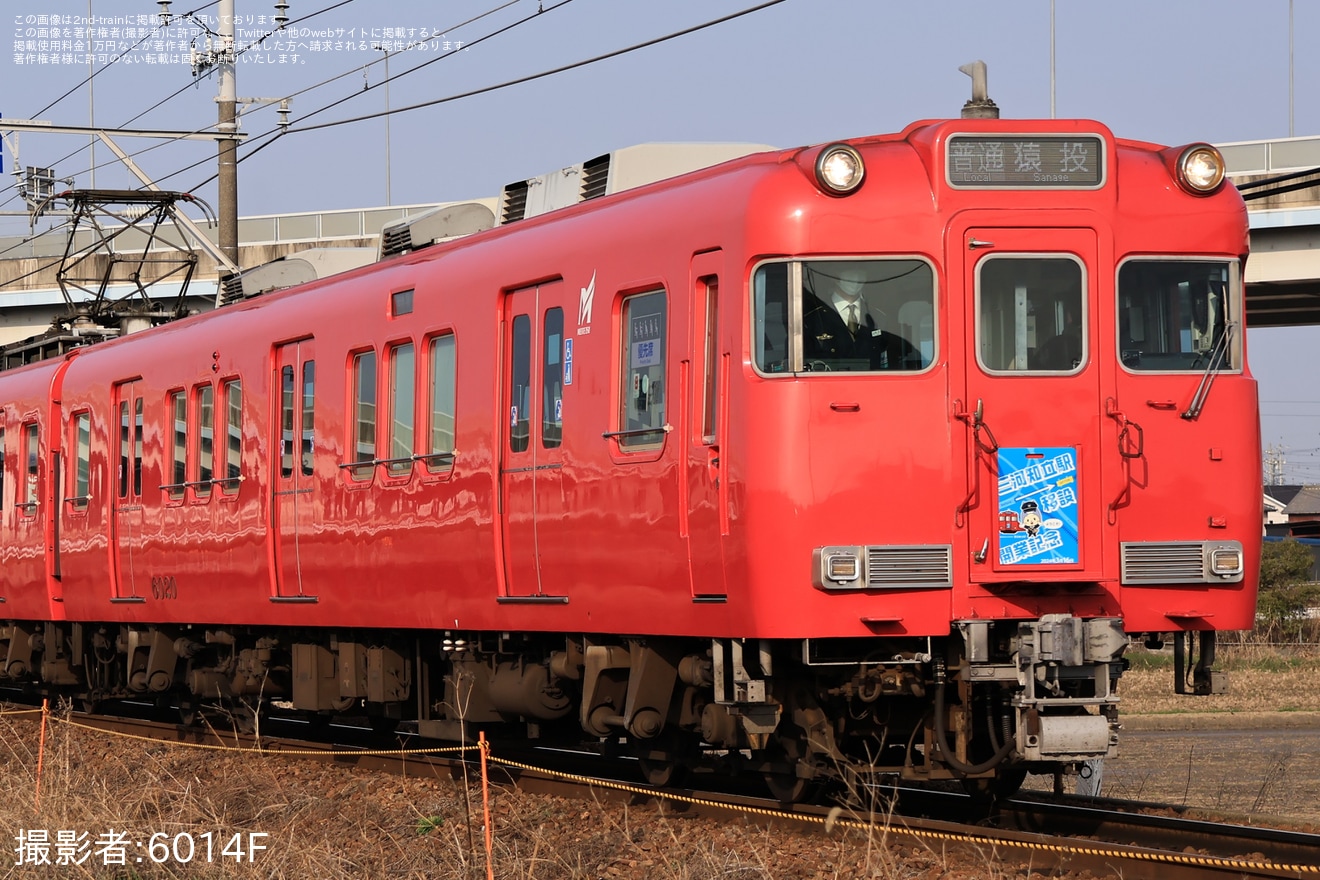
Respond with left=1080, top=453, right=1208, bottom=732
left=946, top=135, right=1104, bottom=189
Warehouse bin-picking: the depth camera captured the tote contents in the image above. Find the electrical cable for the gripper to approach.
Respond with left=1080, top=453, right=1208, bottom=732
left=179, top=0, right=788, bottom=192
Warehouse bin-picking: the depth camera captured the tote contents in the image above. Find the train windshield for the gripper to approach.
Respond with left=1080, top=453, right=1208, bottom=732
left=1117, top=259, right=1239, bottom=372
left=753, top=258, right=935, bottom=374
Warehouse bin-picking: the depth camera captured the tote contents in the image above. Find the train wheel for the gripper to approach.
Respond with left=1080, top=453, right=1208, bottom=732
left=961, top=766, right=1027, bottom=800
left=762, top=726, right=816, bottom=804
left=634, top=731, right=694, bottom=788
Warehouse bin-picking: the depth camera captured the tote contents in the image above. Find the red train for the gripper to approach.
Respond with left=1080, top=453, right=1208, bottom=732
left=0, top=111, right=1259, bottom=799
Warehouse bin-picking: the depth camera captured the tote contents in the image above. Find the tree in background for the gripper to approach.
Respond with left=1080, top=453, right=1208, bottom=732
left=1256, top=539, right=1320, bottom=642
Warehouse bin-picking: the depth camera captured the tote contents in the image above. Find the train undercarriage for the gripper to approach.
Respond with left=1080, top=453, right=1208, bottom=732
left=0, top=614, right=1133, bottom=801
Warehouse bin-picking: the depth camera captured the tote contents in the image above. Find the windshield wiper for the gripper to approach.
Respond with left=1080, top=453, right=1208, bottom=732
left=1181, top=321, right=1235, bottom=420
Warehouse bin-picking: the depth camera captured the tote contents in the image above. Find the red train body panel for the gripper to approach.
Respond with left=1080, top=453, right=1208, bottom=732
left=0, top=116, right=1260, bottom=793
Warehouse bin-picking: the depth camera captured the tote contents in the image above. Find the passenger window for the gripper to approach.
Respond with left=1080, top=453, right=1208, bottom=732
left=542, top=308, right=564, bottom=449
left=195, top=384, right=214, bottom=497
left=701, top=279, right=719, bottom=443
left=118, top=401, right=129, bottom=499
left=978, top=257, right=1084, bottom=373
left=23, top=423, right=38, bottom=512
left=168, top=390, right=186, bottom=499
left=301, top=362, right=315, bottom=477
left=509, top=315, right=530, bottom=453
left=222, top=379, right=242, bottom=493
left=72, top=412, right=91, bottom=506
left=351, top=350, right=377, bottom=479
left=388, top=342, right=415, bottom=475
left=427, top=334, right=456, bottom=472
left=618, top=290, right=667, bottom=449
left=280, top=365, right=295, bottom=479
left=133, top=398, right=143, bottom=497
left=0, top=426, right=6, bottom=510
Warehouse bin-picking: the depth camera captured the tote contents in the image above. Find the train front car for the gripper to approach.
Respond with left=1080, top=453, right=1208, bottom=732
left=731, top=119, right=1259, bottom=797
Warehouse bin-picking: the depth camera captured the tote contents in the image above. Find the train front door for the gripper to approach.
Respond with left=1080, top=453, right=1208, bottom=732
left=271, top=339, right=318, bottom=601
left=112, top=380, right=144, bottom=601
left=499, top=282, right=569, bottom=598
left=955, top=226, right=1106, bottom=584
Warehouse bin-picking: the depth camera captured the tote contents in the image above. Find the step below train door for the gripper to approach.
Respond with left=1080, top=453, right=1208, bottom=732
left=956, top=227, right=1105, bottom=586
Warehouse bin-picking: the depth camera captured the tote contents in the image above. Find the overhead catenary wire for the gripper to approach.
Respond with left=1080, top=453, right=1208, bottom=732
left=0, top=0, right=363, bottom=216
left=177, top=0, right=789, bottom=194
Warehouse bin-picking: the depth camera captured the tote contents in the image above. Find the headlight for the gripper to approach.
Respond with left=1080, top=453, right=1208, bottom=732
left=1209, top=545, right=1243, bottom=577
left=814, top=144, right=865, bottom=195
left=813, top=546, right=863, bottom=588
left=1176, top=143, right=1225, bottom=194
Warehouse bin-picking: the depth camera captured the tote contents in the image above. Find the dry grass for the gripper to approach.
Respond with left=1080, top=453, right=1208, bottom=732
left=0, top=707, right=1002, bottom=879
left=1120, top=645, right=1320, bottom=715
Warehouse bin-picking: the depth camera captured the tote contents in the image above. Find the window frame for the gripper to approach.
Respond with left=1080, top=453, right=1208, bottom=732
left=974, top=252, right=1087, bottom=376
left=221, top=378, right=242, bottom=495
left=424, top=332, right=457, bottom=476
left=165, top=389, right=187, bottom=501
left=68, top=411, right=91, bottom=511
left=348, top=348, right=378, bottom=481
left=750, top=256, right=939, bottom=378
left=1115, top=255, right=1242, bottom=375
left=614, top=287, right=669, bottom=453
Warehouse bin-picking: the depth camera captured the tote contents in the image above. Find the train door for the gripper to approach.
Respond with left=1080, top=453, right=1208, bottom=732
left=112, top=380, right=144, bottom=601
left=955, top=227, right=1105, bottom=583
left=499, top=281, right=569, bottom=598
left=272, top=340, right=318, bottom=601
left=684, top=252, right=728, bottom=598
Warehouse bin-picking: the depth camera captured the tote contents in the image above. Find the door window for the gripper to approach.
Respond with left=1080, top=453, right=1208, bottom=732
left=977, top=256, right=1084, bottom=373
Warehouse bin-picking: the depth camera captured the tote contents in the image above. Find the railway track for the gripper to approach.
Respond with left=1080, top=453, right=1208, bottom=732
left=42, top=708, right=1320, bottom=880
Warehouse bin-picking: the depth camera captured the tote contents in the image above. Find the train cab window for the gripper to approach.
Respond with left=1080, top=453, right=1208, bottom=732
left=351, top=350, right=377, bottom=479
left=427, top=334, right=456, bottom=471
left=387, top=342, right=415, bottom=475
left=118, top=402, right=129, bottom=499
left=222, top=379, right=242, bottom=493
left=195, top=384, right=214, bottom=498
left=510, top=315, right=531, bottom=453
left=23, top=422, right=38, bottom=512
left=542, top=308, right=564, bottom=449
left=977, top=257, right=1084, bottom=373
left=168, top=390, right=187, bottom=500
left=618, top=290, right=667, bottom=449
left=0, top=426, right=6, bottom=509
left=753, top=258, right=935, bottom=374
left=1117, top=259, right=1238, bottom=372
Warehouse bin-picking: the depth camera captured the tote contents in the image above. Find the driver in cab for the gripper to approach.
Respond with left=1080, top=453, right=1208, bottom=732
left=802, top=264, right=918, bottom=371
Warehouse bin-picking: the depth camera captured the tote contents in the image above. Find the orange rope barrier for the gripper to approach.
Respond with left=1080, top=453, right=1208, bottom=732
left=479, top=731, right=494, bottom=880
left=34, top=699, right=48, bottom=814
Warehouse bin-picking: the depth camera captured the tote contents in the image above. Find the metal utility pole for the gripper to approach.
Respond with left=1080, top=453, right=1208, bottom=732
left=374, top=45, right=392, bottom=206
left=217, top=0, right=238, bottom=265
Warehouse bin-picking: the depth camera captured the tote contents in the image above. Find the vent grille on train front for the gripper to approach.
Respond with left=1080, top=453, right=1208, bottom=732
left=865, top=545, right=953, bottom=589
left=581, top=154, right=611, bottom=201
left=1120, top=542, right=1207, bottom=584
left=500, top=181, right=529, bottom=224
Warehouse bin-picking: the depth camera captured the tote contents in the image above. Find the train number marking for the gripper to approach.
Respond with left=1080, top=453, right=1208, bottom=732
left=151, top=575, right=179, bottom=600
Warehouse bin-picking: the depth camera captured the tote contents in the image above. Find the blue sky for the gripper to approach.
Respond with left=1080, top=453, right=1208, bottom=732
left=4, top=0, right=1319, bottom=479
